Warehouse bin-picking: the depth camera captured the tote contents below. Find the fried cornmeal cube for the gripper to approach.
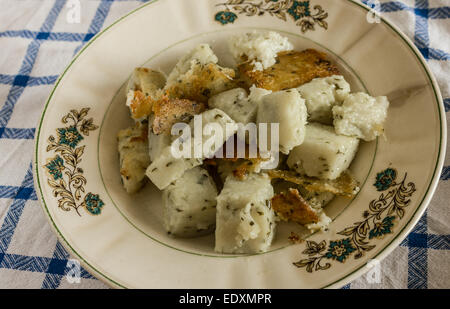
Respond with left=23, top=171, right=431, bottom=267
left=148, top=118, right=171, bottom=162
left=162, top=167, right=218, bottom=237
left=165, top=62, right=237, bottom=103
left=126, top=67, right=166, bottom=96
left=287, top=123, right=359, bottom=180
left=146, top=109, right=237, bottom=190
left=125, top=68, right=166, bottom=121
left=333, top=92, right=389, bottom=142
left=256, top=89, right=307, bottom=154
left=208, top=86, right=271, bottom=124
left=164, top=44, right=236, bottom=103
left=237, top=49, right=340, bottom=91
left=215, top=173, right=276, bottom=254
left=297, top=75, right=350, bottom=124
left=117, top=122, right=151, bottom=194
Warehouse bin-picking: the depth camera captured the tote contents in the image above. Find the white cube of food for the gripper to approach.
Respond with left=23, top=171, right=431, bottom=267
left=229, top=31, right=293, bottom=70
left=164, top=62, right=236, bottom=103
left=328, top=75, right=351, bottom=102
left=125, top=90, right=154, bottom=122
left=208, top=86, right=271, bottom=125
left=162, top=167, right=218, bottom=237
left=208, top=88, right=248, bottom=122
left=297, top=75, right=350, bottom=124
left=257, top=89, right=307, bottom=154
left=146, top=146, right=203, bottom=190
left=215, top=173, right=276, bottom=254
left=333, top=92, right=389, bottom=142
left=148, top=131, right=171, bottom=162
left=287, top=123, right=359, bottom=180
left=126, top=67, right=166, bottom=97
left=147, top=109, right=237, bottom=189
left=166, top=44, right=218, bottom=87
left=117, top=123, right=151, bottom=194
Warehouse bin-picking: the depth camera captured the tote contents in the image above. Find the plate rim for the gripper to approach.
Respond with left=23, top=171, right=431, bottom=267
left=32, top=0, right=447, bottom=289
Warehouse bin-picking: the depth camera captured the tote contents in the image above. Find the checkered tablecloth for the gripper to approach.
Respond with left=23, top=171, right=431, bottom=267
left=0, top=0, right=448, bottom=289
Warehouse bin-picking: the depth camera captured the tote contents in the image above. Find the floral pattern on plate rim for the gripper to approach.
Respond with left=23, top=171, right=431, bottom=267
left=44, top=108, right=104, bottom=216
left=293, top=168, right=416, bottom=272
left=214, top=0, right=328, bottom=33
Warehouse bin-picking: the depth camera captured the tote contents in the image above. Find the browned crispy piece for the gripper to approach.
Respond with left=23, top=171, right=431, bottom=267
left=129, top=122, right=148, bottom=143
left=165, top=63, right=237, bottom=103
left=272, top=188, right=319, bottom=225
left=267, top=170, right=359, bottom=198
left=151, top=95, right=206, bottom=134
left=203, top=159, right=218, bottom=166
left=127, top=68, right=166, bottom=120
left=238, top=49, right=340, bottom=91
left=206, top=157, right=266, bottom=181
left=128, top=90, right=155, bottom=121
left=232, top=159, right=263, bottom=180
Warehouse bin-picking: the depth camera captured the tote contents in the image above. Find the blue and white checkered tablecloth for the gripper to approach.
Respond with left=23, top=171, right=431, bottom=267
left=0, top=0, right=448, bottom=289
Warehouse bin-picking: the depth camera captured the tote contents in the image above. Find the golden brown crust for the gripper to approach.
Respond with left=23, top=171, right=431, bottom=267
left=205, top=158, right=265, bottom=181
left=267, top=170, right=359, bottom=198
left=271, top=188, right=319, bottom=225
left=127, top=68, right=166, bottom=120
left=128, top=90, right=154, bottom=121
left=231, top=159, right=261, bottom=180
left=238, top=49, right=340, bottom=91
left=126, top=122, right=148, bottom=144
left=151, top=95, right=206, bottom=135
left=165, top=63, right=237, bottom=103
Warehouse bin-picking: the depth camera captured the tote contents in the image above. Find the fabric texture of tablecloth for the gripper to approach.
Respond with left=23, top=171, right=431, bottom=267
left=0, top=0, right=448, bottom=289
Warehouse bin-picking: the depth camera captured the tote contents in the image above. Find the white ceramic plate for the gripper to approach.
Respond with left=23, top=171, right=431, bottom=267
left=33, top=0, right=446, bottom=288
